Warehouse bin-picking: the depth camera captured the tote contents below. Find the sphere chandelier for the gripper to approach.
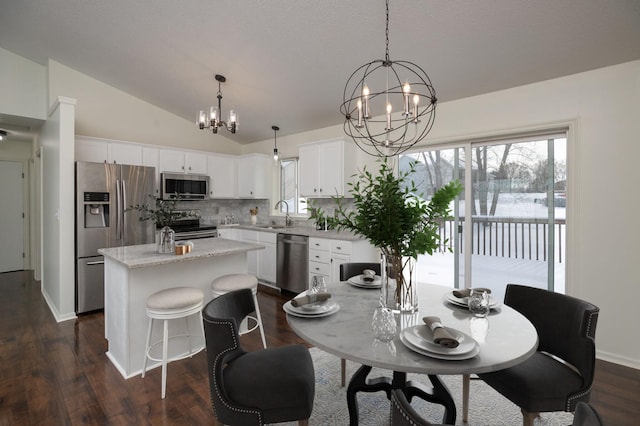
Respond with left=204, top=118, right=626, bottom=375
left=340, top=0, right=437, bottom=157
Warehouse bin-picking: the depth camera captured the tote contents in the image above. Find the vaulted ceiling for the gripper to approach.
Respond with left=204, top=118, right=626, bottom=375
left=1, top=0, right=639, bottom=144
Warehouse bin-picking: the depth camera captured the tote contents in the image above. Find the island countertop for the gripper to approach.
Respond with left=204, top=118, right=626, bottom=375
left=98, top=237, right=264, bottom=269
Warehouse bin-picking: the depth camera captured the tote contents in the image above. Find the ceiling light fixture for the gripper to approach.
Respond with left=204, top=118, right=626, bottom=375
left=340, top=0, right=437, bottom=157
left=0, top=130, right=6, bottom=141
left=197, top=74, right=238, bottom=134
left=272, top=125, right=280, bottom=161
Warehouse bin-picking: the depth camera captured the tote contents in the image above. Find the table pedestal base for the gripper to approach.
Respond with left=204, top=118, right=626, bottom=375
left=346, top=365, right=456, bottom=425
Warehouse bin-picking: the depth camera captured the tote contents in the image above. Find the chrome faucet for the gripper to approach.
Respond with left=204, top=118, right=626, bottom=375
left=274, top=200, right=292, bottom=227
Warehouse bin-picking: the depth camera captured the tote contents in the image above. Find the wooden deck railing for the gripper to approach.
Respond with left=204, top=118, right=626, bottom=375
left=438, top=216, right=566, bottom=263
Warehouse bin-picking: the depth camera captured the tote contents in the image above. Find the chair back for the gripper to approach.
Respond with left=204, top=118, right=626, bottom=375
left=504, top=284, right=599, bottom=409
left=390, top=389, right=433, bottom=426
left=202, top=288, right=260, bottom=424
left=339, top=262, right=381, bottom=281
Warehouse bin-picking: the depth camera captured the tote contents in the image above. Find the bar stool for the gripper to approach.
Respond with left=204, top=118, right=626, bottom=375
left=141, top=286, right=205, bottom=399
left=211, top=274, right=267, bottom=348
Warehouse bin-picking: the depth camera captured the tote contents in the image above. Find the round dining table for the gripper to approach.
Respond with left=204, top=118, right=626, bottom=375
left=286, top=281, right=538, bottom=425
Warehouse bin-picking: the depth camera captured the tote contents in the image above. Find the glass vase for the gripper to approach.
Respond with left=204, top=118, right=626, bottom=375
left=157, top=225, right=175, bottom=254
left=380, top=253, right=418, bottom=313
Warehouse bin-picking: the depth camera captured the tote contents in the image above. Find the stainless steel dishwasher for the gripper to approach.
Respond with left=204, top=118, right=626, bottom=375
left=276, top=233, right=309, bottom=294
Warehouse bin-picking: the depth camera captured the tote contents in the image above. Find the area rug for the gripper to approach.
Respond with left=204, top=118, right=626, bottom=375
left=279, top=348, right=575, bottom=425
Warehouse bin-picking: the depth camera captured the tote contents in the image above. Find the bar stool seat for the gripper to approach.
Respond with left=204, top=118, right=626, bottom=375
left=141, top=286, right=205, bottom=399
left=211, top=274, right=267, bottom=348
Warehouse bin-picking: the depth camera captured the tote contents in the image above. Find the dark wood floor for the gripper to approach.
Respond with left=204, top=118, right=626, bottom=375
left=0, top=270, right=638, bottom=425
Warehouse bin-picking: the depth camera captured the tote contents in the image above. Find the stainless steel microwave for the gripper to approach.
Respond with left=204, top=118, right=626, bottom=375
left=161, top=173, right=209, bottom=200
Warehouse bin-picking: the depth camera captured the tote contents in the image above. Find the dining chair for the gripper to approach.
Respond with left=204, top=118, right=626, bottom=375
left=474, top=284, right=599, bottom=426
left=390, top=389, right=433, bottom=426
left=572, top=402, right=604, bottom=426
left=202, top=288, right=315, bottom=425
left=338, top=262, right=381, bottom=387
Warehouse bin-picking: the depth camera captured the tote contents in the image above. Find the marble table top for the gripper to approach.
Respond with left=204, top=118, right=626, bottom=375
left=287, top=282, right=538, bottom=375
left=98, top=237, right=263, bottom=269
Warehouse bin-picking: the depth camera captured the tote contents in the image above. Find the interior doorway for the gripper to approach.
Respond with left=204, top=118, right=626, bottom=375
left=0, top=160, right=25, bottom=272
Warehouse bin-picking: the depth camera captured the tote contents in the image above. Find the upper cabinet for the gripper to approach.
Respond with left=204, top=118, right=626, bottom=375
left=76, top=137, right=144, bottom=165
left=299, top=138, right=356, bottom=197
left=159, top=148, right=208, bottom=174
left=236, top=154, right=271, bottom=199
left=207, top=154, right=236, bottom=198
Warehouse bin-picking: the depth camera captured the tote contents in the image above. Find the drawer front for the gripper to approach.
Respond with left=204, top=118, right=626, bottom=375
left=309, top=249, right=330, bottom=264
left=309, top=237, right=330, bottom=251
left=237, top=229, right=258, bottom=242
left=331, top=240, right=352, bottom=255
left=258, top=231, right=277, bottom=244
left=309, top=260, right=331, bottom=276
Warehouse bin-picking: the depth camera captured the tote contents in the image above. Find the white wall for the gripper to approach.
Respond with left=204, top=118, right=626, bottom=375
left=47, top=60, right=242, bottom=155
left=245, top=61, right=640, bottom=369
left=0, top=47, right=46, bottom=120
left=40, top=97, right=77, bottom=322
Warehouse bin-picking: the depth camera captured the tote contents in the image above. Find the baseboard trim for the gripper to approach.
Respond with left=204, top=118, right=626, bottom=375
left=597, top=349, right=640, bottom=371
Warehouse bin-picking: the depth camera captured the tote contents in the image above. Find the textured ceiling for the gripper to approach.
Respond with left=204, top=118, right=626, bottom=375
left=1, top=0, right=639, bottom=144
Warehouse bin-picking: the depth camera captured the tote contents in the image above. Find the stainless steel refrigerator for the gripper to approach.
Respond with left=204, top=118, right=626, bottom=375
left=75, top=161, right=156, bottom=313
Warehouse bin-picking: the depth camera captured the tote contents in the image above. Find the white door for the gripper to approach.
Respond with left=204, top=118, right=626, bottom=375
left=0, top=161, right=24, bottom=272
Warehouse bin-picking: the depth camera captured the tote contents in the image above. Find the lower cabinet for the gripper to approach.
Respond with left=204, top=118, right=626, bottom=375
left=308, top=237, right=378, bottom=288
left=233, top=229, right=276, bottom=285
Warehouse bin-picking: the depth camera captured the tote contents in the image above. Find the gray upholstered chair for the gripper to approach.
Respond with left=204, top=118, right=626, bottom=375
left=202, top=288, right=315, bottom=425
left=477, top=284, right=599, bottom=426
left=338, top=262, right=381, bottom=387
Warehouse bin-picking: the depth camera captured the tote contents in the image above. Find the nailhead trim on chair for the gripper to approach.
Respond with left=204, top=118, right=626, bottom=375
left=566, top=309, right=599, bottom=412
left=390, top=393, right=421, bottom=426
left=205, top=318, right=263, bottom=425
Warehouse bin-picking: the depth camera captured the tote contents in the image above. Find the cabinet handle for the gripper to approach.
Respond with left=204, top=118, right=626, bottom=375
left=336, top=246, right=341, bottom=250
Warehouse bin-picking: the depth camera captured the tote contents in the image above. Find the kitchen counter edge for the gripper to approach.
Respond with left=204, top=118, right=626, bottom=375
left=98, top=238, right=264, bottom=269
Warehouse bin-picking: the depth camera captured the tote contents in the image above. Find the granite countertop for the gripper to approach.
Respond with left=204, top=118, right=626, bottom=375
left=98, top=237, right=264, bottom=269
left=218, top=223, right=364, bottom=241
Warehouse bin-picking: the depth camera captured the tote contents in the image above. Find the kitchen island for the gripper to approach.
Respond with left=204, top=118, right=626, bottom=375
left=99, top=237, right=264, bottom=379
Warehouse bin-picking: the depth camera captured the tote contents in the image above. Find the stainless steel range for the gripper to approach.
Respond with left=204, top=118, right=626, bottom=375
left=171, top=217, right=218, bottom=240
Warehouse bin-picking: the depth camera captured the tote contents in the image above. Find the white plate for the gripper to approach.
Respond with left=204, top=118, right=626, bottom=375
left=283, top=300, right=340, bottom=318
left=400, top=333, right=481, bottom=360
left=400, top=325, right=476, bottom=356
left=347, top=274, right=382, bottom=288
left=443, top=292, right=501, bottom=310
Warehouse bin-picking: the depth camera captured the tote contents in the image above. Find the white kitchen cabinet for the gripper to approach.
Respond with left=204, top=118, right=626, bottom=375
left=308, top=237, right=378, bottom=287
left=76, top=136, right=109, bottom=163
left=76, top=137, right=145, bottom=166
left=236, top=154, right=271, bottom=199
left=159, top=149, right=208, bottom=174
left=207, top=154, right=236, bottom=198
left=237, top=229, right=258, bottom=277
left=299, top=138, right=356, bottom=197
left=216, top=227, right=237, bottom=240
left=257, top=231, right=277, bottom=284
left=109, top=142, right=143, bottom=165
left=142, top=147, right=161, bottom=196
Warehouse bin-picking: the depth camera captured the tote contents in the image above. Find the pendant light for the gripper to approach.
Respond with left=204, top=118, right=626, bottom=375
left=340, top=0, right=437, bottom=157
left=272, top=125, right=280, bottom=161
left=197, top=74, right=239, bottom=134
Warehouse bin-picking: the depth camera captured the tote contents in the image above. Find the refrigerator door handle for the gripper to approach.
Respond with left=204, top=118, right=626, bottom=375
left=116, top=179, right=122, bottom=240
left=86, top=260, right=105, bottom=266
left=122, top=179, right=127, bottom=236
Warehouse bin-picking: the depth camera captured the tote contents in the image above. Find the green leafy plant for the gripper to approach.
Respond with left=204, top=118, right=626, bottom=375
left=329, top=158, right=462, bottom=260
left=127, top=195, right=199, bottom=228
left=326, top=158, right=461, bottom=309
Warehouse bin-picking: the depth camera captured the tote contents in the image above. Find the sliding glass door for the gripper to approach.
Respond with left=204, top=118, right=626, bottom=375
left=400, top=133, right=566, bottom=298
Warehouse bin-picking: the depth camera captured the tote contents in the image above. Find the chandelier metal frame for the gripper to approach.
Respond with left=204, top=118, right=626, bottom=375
left=198, top=74, right=238, bottom=134
left=340, top=0, right=437, bottom=157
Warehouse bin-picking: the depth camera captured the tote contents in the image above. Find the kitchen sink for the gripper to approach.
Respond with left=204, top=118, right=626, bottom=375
left=255, top=224, right=288, bottom=229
